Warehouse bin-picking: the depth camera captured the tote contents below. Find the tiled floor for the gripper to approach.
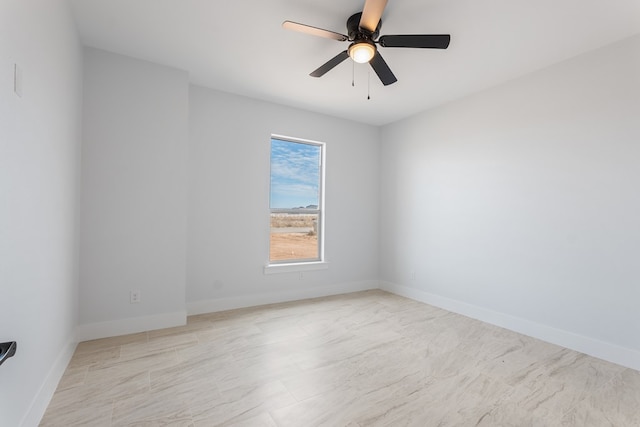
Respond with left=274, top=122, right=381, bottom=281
left=41, top=290, right=640, bottom=426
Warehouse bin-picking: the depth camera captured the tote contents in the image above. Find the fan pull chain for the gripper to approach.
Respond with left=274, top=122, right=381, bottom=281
left=352, top=61, right=355, bottom=87
left=367, top=70, right=371, bottom=100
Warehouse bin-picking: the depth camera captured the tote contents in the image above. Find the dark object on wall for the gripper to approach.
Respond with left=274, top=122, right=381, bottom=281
left=0, top=341, right=17, bottom=366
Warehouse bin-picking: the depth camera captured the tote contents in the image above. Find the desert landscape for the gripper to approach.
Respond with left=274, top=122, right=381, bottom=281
left=270, top=213, right=318, bottom=261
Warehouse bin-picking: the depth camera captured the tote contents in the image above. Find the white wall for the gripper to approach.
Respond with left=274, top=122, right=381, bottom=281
left=77, top=49, right=379, bottom=335
left=187, top=86, right=380, bottom=312
left=0, top=0, right=82, bottom=425
left=78, top=48, right=189, bottom=339
left=379, top=34, right=640, bottom=369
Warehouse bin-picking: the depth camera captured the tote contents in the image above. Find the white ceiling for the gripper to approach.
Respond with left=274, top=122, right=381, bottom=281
left=70, top=0, right=640, bottom=126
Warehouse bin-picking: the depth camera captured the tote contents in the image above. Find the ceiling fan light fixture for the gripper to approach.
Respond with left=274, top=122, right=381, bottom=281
left=348, top=41, right=376, bottom=63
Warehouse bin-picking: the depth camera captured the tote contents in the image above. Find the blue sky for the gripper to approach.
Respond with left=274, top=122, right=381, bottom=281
left=270, top=139, right=320, bottom=209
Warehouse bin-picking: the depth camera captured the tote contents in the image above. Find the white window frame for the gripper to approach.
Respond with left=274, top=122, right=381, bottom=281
left=264, top=134, right=327, bottom=274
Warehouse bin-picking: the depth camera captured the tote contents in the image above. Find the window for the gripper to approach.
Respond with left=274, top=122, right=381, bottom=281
left=268, top=136, right=325, bottom=265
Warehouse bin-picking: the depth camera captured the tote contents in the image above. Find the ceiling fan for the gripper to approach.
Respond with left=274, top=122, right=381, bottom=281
left=282, top=0, right=450, bottom=86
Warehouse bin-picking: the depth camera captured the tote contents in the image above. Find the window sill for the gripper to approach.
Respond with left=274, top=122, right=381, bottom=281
left=263, top=261, right=329, bottom=275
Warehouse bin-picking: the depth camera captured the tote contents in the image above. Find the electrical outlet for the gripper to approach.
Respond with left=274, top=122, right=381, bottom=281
left=130, top=290, right=141, bottom=304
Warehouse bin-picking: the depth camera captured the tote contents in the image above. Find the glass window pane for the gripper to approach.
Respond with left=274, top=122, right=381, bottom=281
left=270, top=212, right=319, bottom=262
left=270, top=139, right=320, bottom=209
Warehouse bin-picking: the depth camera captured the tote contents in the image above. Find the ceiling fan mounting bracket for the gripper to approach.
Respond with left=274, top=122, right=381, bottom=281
left=347, top=12, right=381, bottom=41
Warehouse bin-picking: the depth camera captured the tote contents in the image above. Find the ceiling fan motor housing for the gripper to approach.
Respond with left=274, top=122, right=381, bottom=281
left=347, top=12, right=381, bottom=41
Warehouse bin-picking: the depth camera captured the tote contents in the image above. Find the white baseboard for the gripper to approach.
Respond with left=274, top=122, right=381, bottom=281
left=76, top=311, right=187, bottom=342
left=20, top=337, right=77, bottom=427
left=187, top=280, right=379, bottom=315
left=380, top=281, right=640, bottom=372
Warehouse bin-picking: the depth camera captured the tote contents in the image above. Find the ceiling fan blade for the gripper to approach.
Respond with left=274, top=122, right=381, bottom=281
left=359, top=0, right=388, bottom=33
left=369, top=51, right=397, bottom=86
left=310, top=50, right=350, bottom=77
left=282, top=21, right=348, bottom=41
left=378, top=34, right=451, bottom=49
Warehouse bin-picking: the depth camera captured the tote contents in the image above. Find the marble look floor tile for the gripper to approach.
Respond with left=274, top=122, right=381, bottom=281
left=42, top=290, right=639, bottom=427
left=127, top=420, right=194, bottom=427
left=380, top=371, right=513, bottom=426
left=211, top=412, right=278, bottom=427
left=149, top=355, right=228, bottom=394
left=416, top=347, right=480, bottom=379
left=46, top=370, right=150, bottom=410
left=214, top=353, right=302, bottom=393
left=146, top=321, right=213, bottom=340
left=542, top=350, right=625, bottom=387
left=176, top=339, right=238, bottom=365
left=67, top=345, right=122, bottom=369
left=75, top=332, right=149, bottom=355
left=296, top=324, right=357, bottom=354
left=293, top=331, right=407, bottom=373
left=384, top=305, right=450, bottom=334
left=282, top=347, right=424, bottom=402
left=39, top=401, right=113, bottom=427
left=269, top=388, right=365, bottom=427
left=227, top=334, right=307, bottom=365
left=467, top=331, right=528, bottom=364
left=375, top=293, right=426, bottom=313
left=190, top=380, right=297, bottom=425
left=55, top=365, right=88, bottom=391
left=475, top=337, right=566, bottom=385
left=120, top=332, right=199, bottom=360
left=300, top=303, right=390, bottom=332
left=561, top=368, right=640, bottom=426
left=273, top=371, right=440, bottom=427
left=475, top=405, right=550, bottom=427
left=517, top=351, right=624, bottom=410
left=149, top=371, right=221, bottom=419
left=561, top=402, right=635, bottom=427
left=251, top=312, right=309, bottom=333
left=243, top=324, right=309, bottom=347
left=111, top=390, right=193, bottom=426
left=393, top=313, right=483, bottom=357
left=498, top=377, right=584, bottom=421
left=194, top=323, right=262, bottom=346
left=86, top=350, right=179, bottom=384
